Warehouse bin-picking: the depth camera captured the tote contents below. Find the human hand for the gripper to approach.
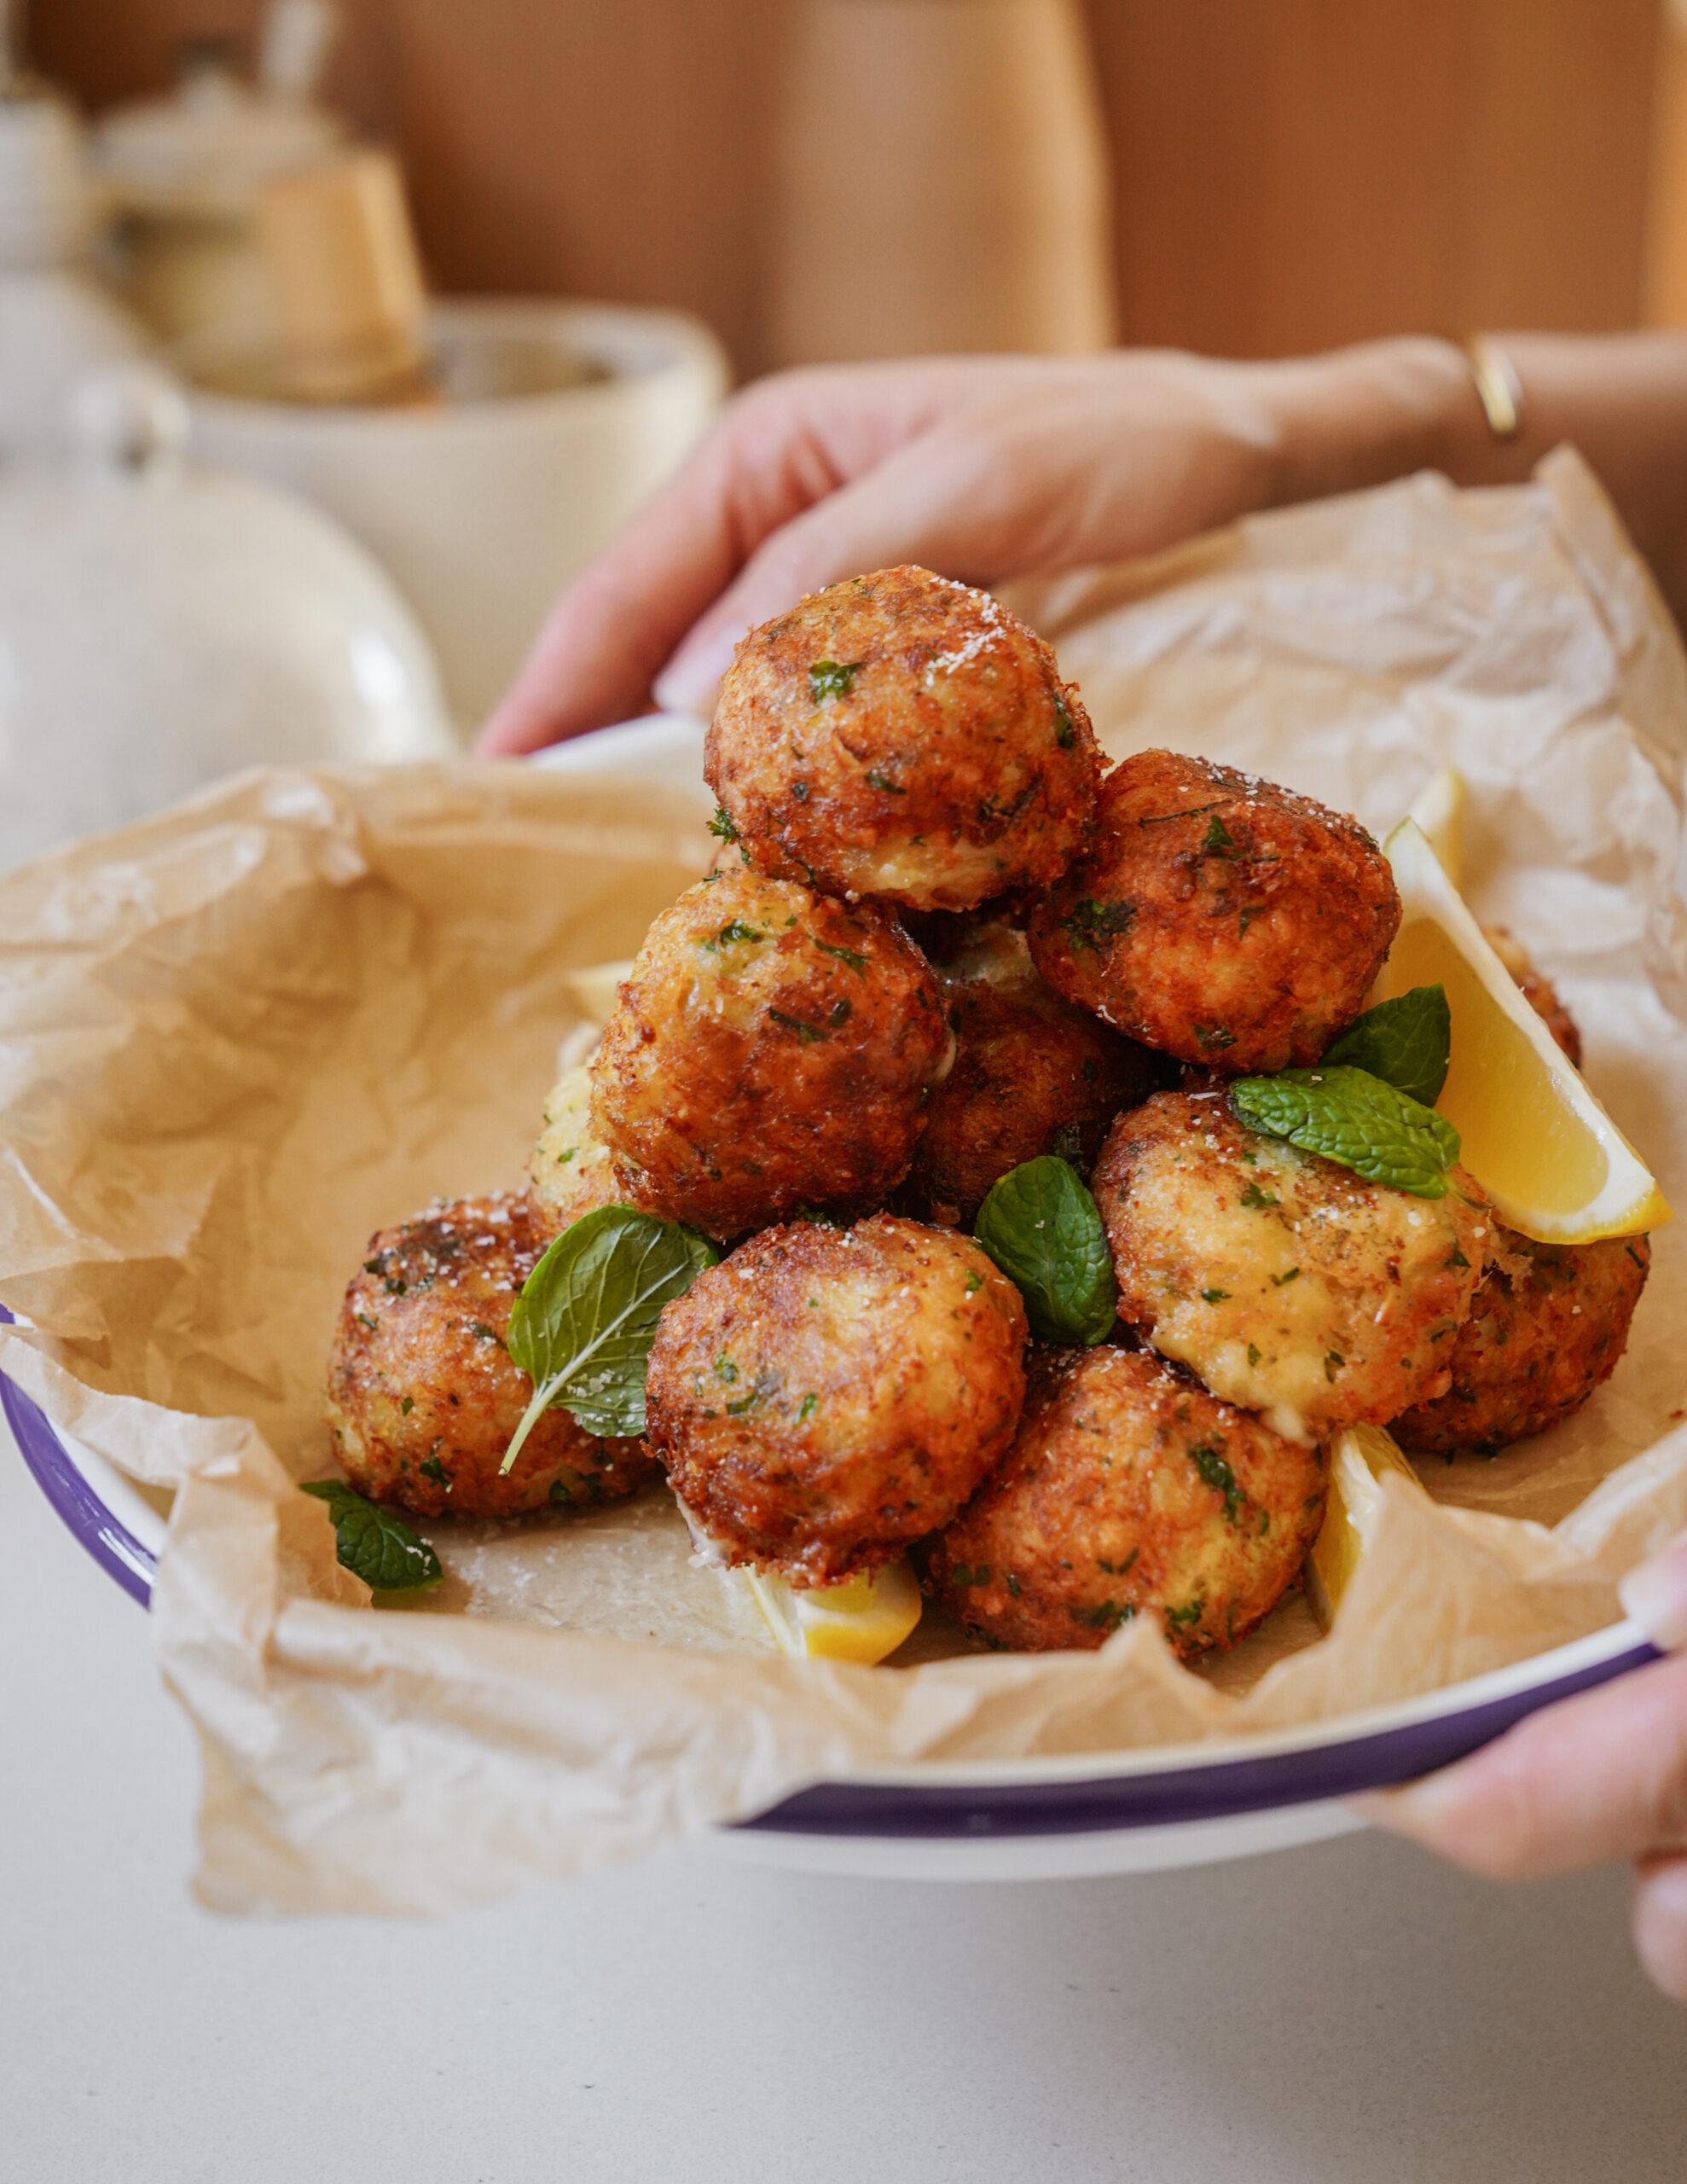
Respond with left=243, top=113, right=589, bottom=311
left=477, top=340, right=1471, bottom=756
left=1359, top=1532, right=1687, bottom=2003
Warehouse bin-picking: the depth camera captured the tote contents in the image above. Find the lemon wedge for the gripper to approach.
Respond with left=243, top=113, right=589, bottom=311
left=741, top=1560, right=923, bottom=1664
left=1406, top=764, right=1467, bottom=890
left=1371, top=818, right=1667, bottom=1244
left=1306, top=1423, right=1429, bottom=1631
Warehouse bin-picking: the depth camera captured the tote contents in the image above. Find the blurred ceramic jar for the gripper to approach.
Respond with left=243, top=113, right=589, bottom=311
left=90, top=6, right=346, bottom=346
left=767, top=0, right=1117, bottom=363
left=0, top=364, right=455, bottom=874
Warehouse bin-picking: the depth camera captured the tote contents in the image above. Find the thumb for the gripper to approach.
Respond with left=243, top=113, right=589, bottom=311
left=1357, top=1640, right=1687, bottom=1882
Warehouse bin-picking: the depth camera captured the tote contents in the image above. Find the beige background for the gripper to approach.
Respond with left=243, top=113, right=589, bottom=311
left=38, top=0, right=1676, bottom=376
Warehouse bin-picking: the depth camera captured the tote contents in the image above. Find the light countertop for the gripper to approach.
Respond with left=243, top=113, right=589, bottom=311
left=4, top=1412, right=1685, bottom=2184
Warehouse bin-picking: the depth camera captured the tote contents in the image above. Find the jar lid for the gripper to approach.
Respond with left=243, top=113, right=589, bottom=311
left=93, top=48, right=344, bottom=221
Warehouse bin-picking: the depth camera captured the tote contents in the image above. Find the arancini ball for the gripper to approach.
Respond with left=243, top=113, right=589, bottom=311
left=905, top=920, right=1164, bottom=1223
left=325, top=1194, right=656, bottom=1519
left=1093, top=1090, right=1492, bottom=1446
left=1392, top=1230, right=1649, bottom=1455
left=591, top=866, right=951, bottom=1236
left=706, top=565, right=1099, bottom=912
left=929, top=1344, right=1325, bottom=1658
left=645, top=1213, right=1028, bottom=1586
left=1028, top=748, right=1400, bottom=1074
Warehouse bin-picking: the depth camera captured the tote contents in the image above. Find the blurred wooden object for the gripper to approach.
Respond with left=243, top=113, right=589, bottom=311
left=767, top=0, right=1115, bottom=364
left=256, top=146, right=430, bottom=400
left=1087, top=0, right=1659, bottom=354
left=1645, top=0, right=1687, bottom=325
left=32, top=0, right=1666, bottom=373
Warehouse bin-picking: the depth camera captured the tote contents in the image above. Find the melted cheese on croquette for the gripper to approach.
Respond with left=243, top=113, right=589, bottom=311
left=1094, top=1091, right=1492, bottom=1444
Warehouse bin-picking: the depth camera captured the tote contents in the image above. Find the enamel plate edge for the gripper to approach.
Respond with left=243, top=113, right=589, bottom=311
left=0, top=722, right=1664, bottom=1878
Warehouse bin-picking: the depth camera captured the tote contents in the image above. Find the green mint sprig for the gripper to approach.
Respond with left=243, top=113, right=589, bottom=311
left=501, top=1205, right=718, bottom=1466
left=974, top=1155, right=1117, bottom=1345
left=1228, top=1066, right=1461, bottom=1198
left=1321, top=983, right=1451, bottom=1107
left=301, top=1480, right=443, bottom=1593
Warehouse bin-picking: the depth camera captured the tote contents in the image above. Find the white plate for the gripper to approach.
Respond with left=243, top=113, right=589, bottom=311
left=4, top=717, right=1661, bottom=1879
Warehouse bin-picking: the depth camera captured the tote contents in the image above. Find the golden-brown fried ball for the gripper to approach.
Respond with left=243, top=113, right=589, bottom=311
left=705, top=565, right=1100, bottom=912
left=527, top=1059, right=660, bottom=1234
left=1027, top=748, right=1400, bottom=1073
left=1093, top=1090, right=1493, bottom=1445
left=591, top=866, right=950, bottom=1237
left=324, top=1194, right=656, bottom=1519
left=528, top=1060, right=620, bottom=1231
left=929, top=1345, right=1326, bottom=1658
left=905, top=921, right=1165, bottom=1224
left=1483, top=925, right=1583, bottom=1067
left=645, top=1213, right=1028, bottom=1586
left=1393, top=1230, right=1649, bottom=1455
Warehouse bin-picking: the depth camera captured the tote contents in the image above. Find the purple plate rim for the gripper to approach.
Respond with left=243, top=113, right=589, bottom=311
left=2, top=1316, right=155, bottom=1607
left=3, top=1311, right=1661, bottom=1840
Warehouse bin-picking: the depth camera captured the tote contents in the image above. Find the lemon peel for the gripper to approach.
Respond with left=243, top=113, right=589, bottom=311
left=741, top=1558, right=923, bottom=1664
left=1406, top=764, right=1467, bottom=891
left=1373, top=818, right=1667, bottom=1244
left=1306, top=1423, right=1428, bottom=1631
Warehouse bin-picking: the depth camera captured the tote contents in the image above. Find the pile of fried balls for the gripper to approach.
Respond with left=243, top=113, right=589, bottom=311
left=324, top=566, right=1648, bottom=1659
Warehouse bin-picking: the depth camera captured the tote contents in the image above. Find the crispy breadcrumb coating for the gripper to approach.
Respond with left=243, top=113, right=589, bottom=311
left=591, top=866, right=950, bottom=1236
left=929, top=1344, right=1325, bottom=1658
left=706, top=565, right=1100, bottom=911
left=1028, top=748, right=1400, bottom=1073
left=528, top=1060, right=638, bottom=1233
left=325, top=1194, right=656, bottom=1519
left=1393, top=1230, right=1649, bottom=1454
left=646, top=1213, right=1027, bottom=1586
left=906, top=920, right=1165, bottom=1223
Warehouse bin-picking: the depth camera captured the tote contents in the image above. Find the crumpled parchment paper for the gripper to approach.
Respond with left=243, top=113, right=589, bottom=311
left=3, top=445, right=1685, bottom=1915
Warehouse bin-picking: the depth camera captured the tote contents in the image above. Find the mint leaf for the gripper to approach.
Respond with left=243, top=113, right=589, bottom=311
left=301, top=1480, right=443, bottom=1593
left=1322, top=984, right=1450, bottom=1107
left=1228, top=1066, right=1461, bottom=1198
left=501, top=1205, right=718, bottom=1462
left=974, top=1155, right=1116, bottom=1345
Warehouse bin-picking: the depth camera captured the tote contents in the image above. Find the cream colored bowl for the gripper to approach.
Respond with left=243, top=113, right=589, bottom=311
left=181, top=297, right=729, bottom=726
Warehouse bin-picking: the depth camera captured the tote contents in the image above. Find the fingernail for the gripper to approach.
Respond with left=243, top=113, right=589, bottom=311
left=1350, top=1769, right=1462, bottom=1833
left=1620, top=1532, right=1687, bottom=1653
left=653, top=625, right=742, bottom=718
